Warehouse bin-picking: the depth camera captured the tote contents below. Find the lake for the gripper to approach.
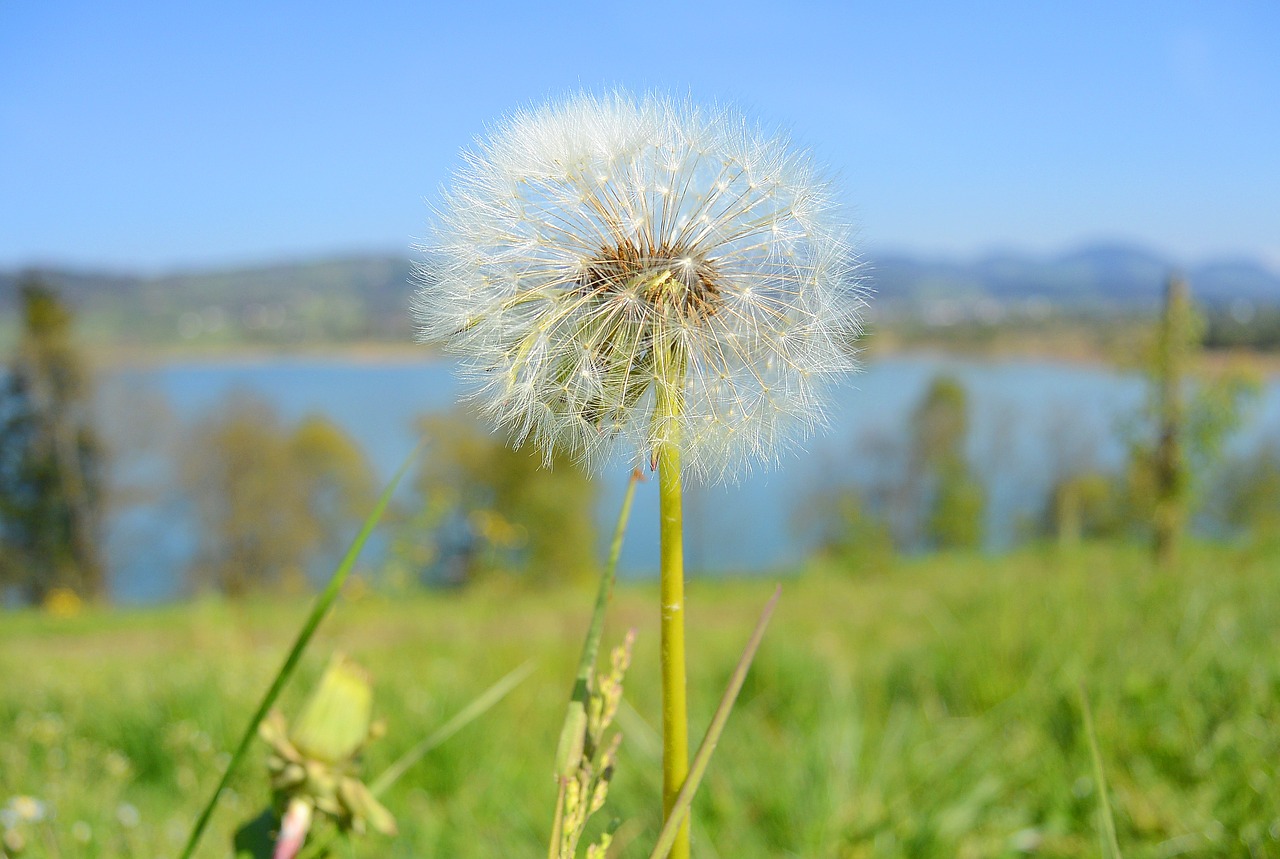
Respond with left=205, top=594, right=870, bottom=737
left=96, top=355, right=1280, bottom=603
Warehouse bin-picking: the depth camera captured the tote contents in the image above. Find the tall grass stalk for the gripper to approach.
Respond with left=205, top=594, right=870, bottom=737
left=550, top=468, right=642, bottom=857
left=178, top=443, right=421, bottom=859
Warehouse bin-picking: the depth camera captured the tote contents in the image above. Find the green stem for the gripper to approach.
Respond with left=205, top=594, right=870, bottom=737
left=178, top=442, right=421, bottom=859
left=648, top=587, right=781, bottom=859
left=570, top=468, right=643, bottom=734
left=656, top=343, right=690, bottom=859
left=548, top=780, right=567, bottom=859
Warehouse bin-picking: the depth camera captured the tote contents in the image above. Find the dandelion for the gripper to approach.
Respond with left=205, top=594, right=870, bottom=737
left=414, top=91, right=863, bottom=482
left=415, top=91, right=865, bottom=858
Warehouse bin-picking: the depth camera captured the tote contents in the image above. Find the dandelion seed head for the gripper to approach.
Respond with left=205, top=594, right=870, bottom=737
left=414, top=91, right=866, bottom=482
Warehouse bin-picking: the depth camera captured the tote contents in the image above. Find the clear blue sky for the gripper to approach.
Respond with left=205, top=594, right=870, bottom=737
left=2, top=0, right=1278, bottom=272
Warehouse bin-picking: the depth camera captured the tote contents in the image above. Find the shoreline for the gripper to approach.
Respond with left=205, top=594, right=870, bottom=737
left=90, top=339, right=1280, bottom=376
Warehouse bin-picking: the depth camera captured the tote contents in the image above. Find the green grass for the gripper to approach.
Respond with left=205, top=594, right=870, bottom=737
left=3, top=542, right=1279, bottom=857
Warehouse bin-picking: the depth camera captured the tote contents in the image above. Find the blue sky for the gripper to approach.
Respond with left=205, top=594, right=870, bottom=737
left=2, top=0, right=1278, bottom=272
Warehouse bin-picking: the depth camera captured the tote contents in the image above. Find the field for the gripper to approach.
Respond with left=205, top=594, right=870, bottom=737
left=3, top=542, right=1279, bottom=858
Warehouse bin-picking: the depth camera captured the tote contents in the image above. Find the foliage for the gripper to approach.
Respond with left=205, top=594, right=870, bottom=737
left=909, top=375, right=986, bottom=550
left=1123, top=278, right=1259, bottom=563
left=799, top=486, right=896, bottom=573
left=552, top=633, right=632, bottom=859
left=401, top=411, right=597, bottom=587
left=799, top=375, right=987, bottom=558
left=0, top=276, right=104, bottom=604
left=1212, top=442, right=1280, bottom=546
left=1044, top=472, right=1128, bottom=546
left=180, top=393, right=375, bottom=597
left=4, top=542, right=1280, bottom=856
left=926, top=459, right=986, bottom=550
left=1203, top=304, right=1280, bottom=351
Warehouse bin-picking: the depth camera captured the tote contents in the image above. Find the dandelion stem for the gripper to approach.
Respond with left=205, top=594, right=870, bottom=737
left=648, top=586, right=781, bottom=859
left=656, top=335, right=690, bottom=859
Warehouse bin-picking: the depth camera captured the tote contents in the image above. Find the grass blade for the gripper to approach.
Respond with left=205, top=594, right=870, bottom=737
left=179, top=442, right=422, bottom=859
left=648, top=585, right=781, bottom=859
left=370, top=659, right=535, bottom=795
left=571, top=469, right=643, bottom=720
left=1079, top=683, right=1123, bottom=859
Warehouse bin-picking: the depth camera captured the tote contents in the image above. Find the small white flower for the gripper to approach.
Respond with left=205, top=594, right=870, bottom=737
left=3, top=796, right=47, bottom=826
left=116, top=803, right=141, bottom=829
left=415, top=92, right=865, bottom=482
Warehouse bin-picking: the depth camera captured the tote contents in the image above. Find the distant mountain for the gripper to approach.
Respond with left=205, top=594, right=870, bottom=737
left=0, top=255, right=418, bottom=344
left=1, top=243, right=1276, bottom=346
left=871, top=243, right=1280, bottom=308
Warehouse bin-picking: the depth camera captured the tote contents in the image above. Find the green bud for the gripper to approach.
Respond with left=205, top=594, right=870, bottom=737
left=290, top=654, right=374, bottom=765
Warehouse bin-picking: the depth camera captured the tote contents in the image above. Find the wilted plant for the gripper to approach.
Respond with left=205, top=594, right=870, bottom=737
left=255, top=654, right=395, bottom=858
left=416, top=91, right=865, bottom=856
left=234, top=652, right=532, bottom=859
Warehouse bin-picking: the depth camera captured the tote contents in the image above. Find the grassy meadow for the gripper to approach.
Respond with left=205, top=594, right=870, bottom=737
left=3, top=541, right=1279, bottom=858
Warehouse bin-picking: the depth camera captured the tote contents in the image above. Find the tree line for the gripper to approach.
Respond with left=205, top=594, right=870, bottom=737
left=804, top=276, right=1272, bottom=569
left=0, top=275, right=598, bottom=607
left=2, top=273, right=1277, bottom=607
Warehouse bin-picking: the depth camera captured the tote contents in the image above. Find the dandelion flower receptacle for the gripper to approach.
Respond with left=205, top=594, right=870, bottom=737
left=415, top=92, right=865, bottom=857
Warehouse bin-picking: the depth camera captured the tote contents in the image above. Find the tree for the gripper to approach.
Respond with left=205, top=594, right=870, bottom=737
left=908, top=375, right=986, bottom=550
left=0, top=276, right=105, bottom=604
left=180, top=392, right=374, bottom=597
left=1044, top=471, right=1126, bottom=547
left=1149, top=275, right=1195, bottom=566
left=1128, top=275, right=1259, bottom=566
left=398, top=411, right=598, bottom=588
left=797, top=484, right=895, bottom=574
left=1217, top=442, right=1280, bottom=548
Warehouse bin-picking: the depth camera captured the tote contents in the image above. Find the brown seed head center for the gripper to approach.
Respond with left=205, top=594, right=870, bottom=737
left=580, top=240, right=722, bottom=320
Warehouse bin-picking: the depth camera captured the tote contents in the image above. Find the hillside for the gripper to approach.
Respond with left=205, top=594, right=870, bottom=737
left=1, top=243, right=1277, bottom=350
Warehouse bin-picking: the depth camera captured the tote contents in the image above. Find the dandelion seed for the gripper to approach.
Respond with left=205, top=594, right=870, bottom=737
left=414, top=91, right=865, bottom=482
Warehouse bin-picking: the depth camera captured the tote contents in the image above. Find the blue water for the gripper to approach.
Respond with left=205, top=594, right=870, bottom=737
left=96, top=356, right=1280, bottom=603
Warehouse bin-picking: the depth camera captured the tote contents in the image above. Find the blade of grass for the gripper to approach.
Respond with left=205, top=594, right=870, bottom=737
left=648, top=585, right=781, bottom=859
left=1079, top=683, right=1123, bottom=859
left=568, top=468, right=644, bottom=731
left=179, top=441, right=422, bottom=859
left=370, top=659, right=535, bottom=795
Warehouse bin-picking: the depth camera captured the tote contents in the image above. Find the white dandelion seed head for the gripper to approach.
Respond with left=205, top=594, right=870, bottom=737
left=414, top=91, right=867, bottom=483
